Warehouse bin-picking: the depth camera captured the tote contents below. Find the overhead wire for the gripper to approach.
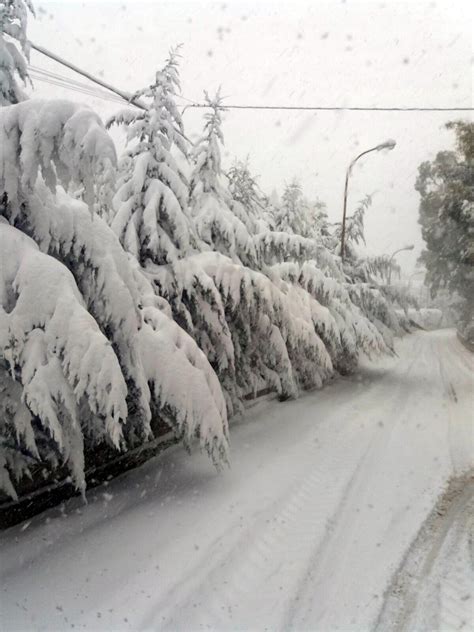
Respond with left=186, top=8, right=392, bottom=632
left=29, top=65, right=109, bottom=91
left=28, top=67, right=474, bottom=114
left=179, top=103, right=474, bottom=113
left=29, top=74, right=127, bottom=105
left=28, top=66, right=128, bottom=105
left=29, top=41, right=147, bottom=110
left=28, top=40, right=474, bottom=114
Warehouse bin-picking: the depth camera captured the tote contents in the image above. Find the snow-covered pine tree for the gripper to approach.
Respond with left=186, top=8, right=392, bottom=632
left=331, top=194, right=410, bottom=346
left=255, top=170, right=329, bottom=248
left=269, top=259, right=387, bottom=375
left=108, top=46, right=195, bottom=266
left=213, top=164, right=372, bottom=377
left=257, top=186, right=388, bottom=373
left=0, top=98, right=229, bottom=499
left=105, top=55, right=391, bottom=418
left=106, top=63, right=238, bottom=415
left=226, top=159, right=268, bottom=235
left=256, top=179, right=333, bottom=269
left=106, top=54, right=237, bottom=418
left=274, top=180, right=315, bottom=238
left=147, top=97, right=334, bottom=412
left=225, top=164, right=317, bottom=267
left=187, top=252, right=334, bottom=405
left=189, top=91, right=257, bottom=267
left=0, top=0, right=33, bottom=106
left=158, top=96, right=293, bottom=412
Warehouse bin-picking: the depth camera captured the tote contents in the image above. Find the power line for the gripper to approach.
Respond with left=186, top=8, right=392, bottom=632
left=29, top=41, right=473, bottom=114
left=29, top=41, right=147, bottom=111
left=181, top=103, right=474, bottom=113
left=29, top=43, right=195, bottom=145
left=29, top=71, right=127, bottom=105
left=29, top=74, right=127, bottom=105
left=31, top=68, right=473, bottom=114
left=29, top=65, right=125, bottom=99
left=30, top=65, right=106, bottom=90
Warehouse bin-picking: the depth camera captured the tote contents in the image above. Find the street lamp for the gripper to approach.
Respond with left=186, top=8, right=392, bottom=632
left=387, top=244, right=415, bottom=284
left=340, top=139, right=396, bottom=262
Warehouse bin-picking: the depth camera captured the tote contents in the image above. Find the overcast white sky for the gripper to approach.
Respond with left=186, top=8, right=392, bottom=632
left=27, top=0, right=473, bottom=273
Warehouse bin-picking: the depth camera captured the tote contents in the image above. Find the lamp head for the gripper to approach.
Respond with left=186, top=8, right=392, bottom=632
left=376, top=139, right=396, bottom=151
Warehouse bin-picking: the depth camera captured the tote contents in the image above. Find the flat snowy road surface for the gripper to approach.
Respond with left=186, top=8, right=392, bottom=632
left=1, top=329, right=473, bottom=631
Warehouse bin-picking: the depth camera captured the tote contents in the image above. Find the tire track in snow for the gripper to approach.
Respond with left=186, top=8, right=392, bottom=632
left=433, top=333, right=473, bottom=476
left=283, top=334, right=428, bottom=631
left=139, top=436, right=364, bottom=630
left=140, top=335, right=425, bottom=630
left=374, top=473, right=474, bottom=632
left=2, top=331, right=470, bottom=632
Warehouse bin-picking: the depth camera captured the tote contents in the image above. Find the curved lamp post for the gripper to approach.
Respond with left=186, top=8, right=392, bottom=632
left=340, top=139, right=396, bottom=262
left=387, top=244, right=415, bottom=284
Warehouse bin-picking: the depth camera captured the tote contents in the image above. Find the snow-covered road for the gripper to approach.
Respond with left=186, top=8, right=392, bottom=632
left=1, top=329, right=473, bottom=631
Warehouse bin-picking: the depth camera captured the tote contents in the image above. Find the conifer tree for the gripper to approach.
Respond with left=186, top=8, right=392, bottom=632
left=189, top=91, right=257, bottom=267
left=0, top=98, right=229, bottom=499
left=0, top=0, right=33, bottom=106
left=108, top=46, right=195, bottom=266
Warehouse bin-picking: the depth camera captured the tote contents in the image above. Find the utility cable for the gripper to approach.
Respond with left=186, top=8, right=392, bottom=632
left=30, top=42, right=473, bottom=114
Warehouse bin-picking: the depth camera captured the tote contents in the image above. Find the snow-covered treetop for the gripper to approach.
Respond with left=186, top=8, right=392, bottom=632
left=189, top=89, right=226, bottom=198
left=224, top=159, right=268, bottom=242
left=274, top=180, right=327, bottom=241
left=0, top=0, right=34, bottom=106
left=0, top=99, right=117, bottom=209
left=188, top=91, right=258, bottom=266
left=227, top=159, right=264, bottom=216
left=275, top=180, right=305, bottom=235
left=108, top=45, right=187, bottom=156
left=109, top=47, right=196, bottom=265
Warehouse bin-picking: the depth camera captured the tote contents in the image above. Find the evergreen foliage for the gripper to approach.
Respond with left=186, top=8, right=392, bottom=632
left=0, top=0, right=33, bottom=106
left=0, top=7, right=414, bottom=502
left=416, top=120, right=474, bottom=340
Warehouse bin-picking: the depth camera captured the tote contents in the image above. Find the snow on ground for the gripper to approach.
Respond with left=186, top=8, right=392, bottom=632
left=376, top=472, right=474, bottom=632
left=0, top=329, right=473, bottom=631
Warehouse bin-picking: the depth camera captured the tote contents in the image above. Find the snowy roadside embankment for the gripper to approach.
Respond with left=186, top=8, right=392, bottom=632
left=1, top=329, right=472, bottom=631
